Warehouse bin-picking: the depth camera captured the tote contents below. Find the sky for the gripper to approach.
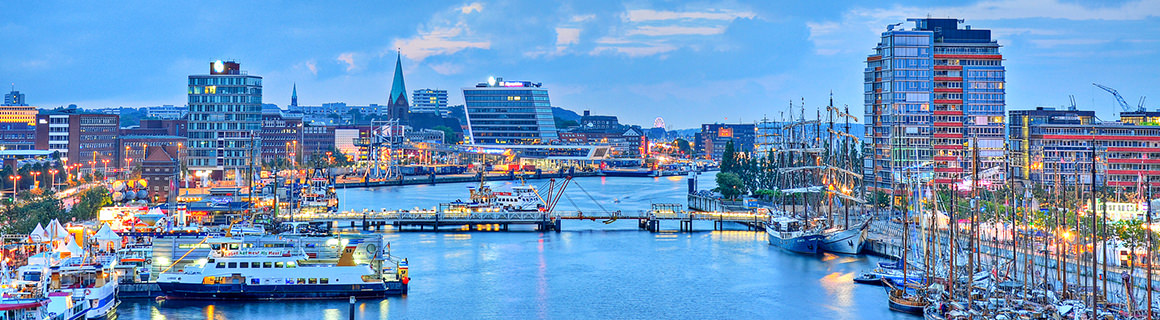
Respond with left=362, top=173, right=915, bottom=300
left=2, top=0, right=1159, bottom=129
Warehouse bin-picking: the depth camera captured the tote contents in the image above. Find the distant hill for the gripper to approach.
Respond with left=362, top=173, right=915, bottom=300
left=552, top=107, right=581, bottom=121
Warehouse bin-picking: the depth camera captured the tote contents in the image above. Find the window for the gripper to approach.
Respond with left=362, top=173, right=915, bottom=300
left=308, top=278, right=318, bottom=284
left=275, top=262, right=284, bottom=268
left=263, top=262, right=273, bottom=268
left=286, top=261, right=297, bottom=268
left=228, top=262, right=237, bottom=268
left=320, top=278, right=329, bottom=284
left=216, top=262, right=225, bottom=268
left=297, top=278, right=306, bottom=284
left=239, top=262, right=249, bottom=268
left=251, top=278, right=260, bottom=285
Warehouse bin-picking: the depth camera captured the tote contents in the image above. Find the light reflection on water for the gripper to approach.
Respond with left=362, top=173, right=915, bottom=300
left=119, top=175, right=918, bottom=320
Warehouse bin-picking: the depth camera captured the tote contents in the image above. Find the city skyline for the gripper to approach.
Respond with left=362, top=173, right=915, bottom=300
left=2, top=1, right=1159, bottom=128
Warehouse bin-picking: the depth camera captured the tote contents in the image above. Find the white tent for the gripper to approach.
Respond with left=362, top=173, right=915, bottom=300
left=63, top=238, right=83, bottom=258
left=29, top=223, right=49, bottom=242
left=46, top=219, right=70, bottom=241
left=93, top=223, right=121, bottom=251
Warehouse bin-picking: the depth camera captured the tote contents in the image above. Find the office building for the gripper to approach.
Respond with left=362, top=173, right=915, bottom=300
left=864, top=18, right=1005, bottom=192
left=186, top=60, right=263, bottom=180
left=4, top=89, right=27, bottom=106
left=695, top=123, right=755, bottom=160
left=1009, top=107, right=1160, bottom=193
left=412, top=89, right=448, bottom=115
left=463, top=77, right=558, bottom=144
left=0, top=105, right=37, bottom=151
left=260, top=111, right=303, bottom=163
left=141, top=145, right=181, bottom=203
left=146, top=105, right=186, bottom=119
left=34, top=108, right=119, bottom=174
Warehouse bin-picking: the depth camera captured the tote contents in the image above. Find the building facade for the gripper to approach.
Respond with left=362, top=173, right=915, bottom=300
left=864, top=18, right=1005, bottom=192
left=141, top=145, right=181, bottom=203
left=412, top=89, right=448, bottom=115
left=0, top=105, right=37, bottom=151
left=146, top=105, right=186, bottom=119
left=120, top=135, right=186, bottom=177
left=1010, top=107, right=1160, bottom=193
left=463, top=77, right=558, bottom=144
left=695, top=123, right=755, bottom=160
left=260, top=112, right=303, bottom=164
left=186, top=60, right=263, bottom=180
left=4, top=90, right=27, bottom=106
left=34, top=109, right=119, bottom=174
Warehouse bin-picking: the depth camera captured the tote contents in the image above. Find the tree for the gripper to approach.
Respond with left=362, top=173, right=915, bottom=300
left=554, top=117, right=578, bottom=129
left=714, top=172, right=745, bottom=199
left=432, top=125, right=461, bottom=144
left=720, top=141, right=737, bottom=173
left=674, top=139, right=692, bottom=156
left=70, top=187, right=112, bottom=221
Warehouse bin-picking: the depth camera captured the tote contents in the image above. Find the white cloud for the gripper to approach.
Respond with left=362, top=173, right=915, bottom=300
left=570, top=14, right=596, bottom=22
left=429, top=62, right=463, bottom=75
left=590, top=43, right=678, bottom=57
left=625, top=9, right=755, bottom=22
left=336, top=53, right=357, bottom=72
left=626, top=25, right=727, bottom=36
left=556, top=27, right=581, bottom=46
left=393, top=24, right=491, bottom=61
left=1030, top=38, right=1111, bottom=48
left=460, top=2, right=483, bottom=14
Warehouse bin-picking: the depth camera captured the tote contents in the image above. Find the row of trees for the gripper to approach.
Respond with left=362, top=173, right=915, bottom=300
left=0, top=186, right=112, bottom=234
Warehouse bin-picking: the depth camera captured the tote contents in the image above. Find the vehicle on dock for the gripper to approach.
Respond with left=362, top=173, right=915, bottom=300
left=156, top=239, right=408, bottom=300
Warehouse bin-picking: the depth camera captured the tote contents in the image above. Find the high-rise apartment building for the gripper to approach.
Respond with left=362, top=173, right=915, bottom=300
left=463, top=77, right=558, bottom=144
left=412, top=89, right=448, bottom=115
left=186, top=60, right=263, bottom=180
left=864, top=18, right=1005, bottom=192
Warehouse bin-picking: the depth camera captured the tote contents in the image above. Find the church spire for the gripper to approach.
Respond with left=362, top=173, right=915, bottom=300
left=388, top=50, right=409, bottom=121
left=291, top=83, right=298, bottom=107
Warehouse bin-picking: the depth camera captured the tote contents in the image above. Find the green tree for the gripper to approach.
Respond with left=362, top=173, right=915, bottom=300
left=70, top=187, right=112, bottom=221
left=720, top=141, right=737, bottom=173
left=674, top=139, right=692, bottom=156
left=432, top=125, right=461, bottom=144
left=714, top=172, right=744, bottom=199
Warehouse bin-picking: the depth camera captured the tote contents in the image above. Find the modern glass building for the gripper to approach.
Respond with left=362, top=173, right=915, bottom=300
left=412, top=89, right=448, bottom=115
left=864, top=18, right=1005, bottom=192
left=463, top=77, right=558, bottom=145
left=187, top=60, right=263, bottom=180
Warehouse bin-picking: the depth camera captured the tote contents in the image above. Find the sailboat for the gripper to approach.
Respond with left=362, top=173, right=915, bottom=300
left=817, top=101, right=870, bottom=254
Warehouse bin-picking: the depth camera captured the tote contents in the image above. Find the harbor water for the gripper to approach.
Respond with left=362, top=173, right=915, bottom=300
left=119, top=175, right=918, bottom=319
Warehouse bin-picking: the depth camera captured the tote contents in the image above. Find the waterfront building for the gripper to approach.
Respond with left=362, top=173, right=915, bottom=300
left=34, top=108, right=119, bottom=174
left=141, top=145, right=181, bottom=203
left=186, top=60, right=263, bottom=180
left=864, top=18, right=1005, bottom=192
left=3, top=89, right=27, bottom=106
left=695, top=123, right=755, bottom=160
left=1009, top=107, right=1160, bottom=193
left=579, top=110, right=620, bottom=132
left=388, top=54, right=409, bottom=122
left=0, top=105, right=37, bottom=151
left=302, top=124, right=336, bottom=161
left=463, top=77, right=558, bottom=144
left=260, top=111, right=303, bottom=164
left=412, top=89, right=448, bottom=115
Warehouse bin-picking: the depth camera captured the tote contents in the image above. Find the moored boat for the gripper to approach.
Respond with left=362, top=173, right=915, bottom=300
left=765, top=216, right=821, bottom=254
left=819, top=219, right=871, bottom=254
left=157, top=240, right=408, bottom=300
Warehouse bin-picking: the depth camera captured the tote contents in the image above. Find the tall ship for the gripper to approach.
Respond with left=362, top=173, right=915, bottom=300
left=156, top=238, right=409, bottom=300
left=766, top=99, right=868, bottom=255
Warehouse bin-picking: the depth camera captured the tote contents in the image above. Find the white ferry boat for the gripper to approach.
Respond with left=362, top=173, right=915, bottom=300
left=156, top=240, right=408, bottom=300
left=17, top=252, right=120, bottom=320
left=454, top=183, right=543, bottom=212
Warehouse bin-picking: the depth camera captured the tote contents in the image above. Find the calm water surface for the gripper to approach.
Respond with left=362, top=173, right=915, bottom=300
left=119, top=175, right=918, bottom=319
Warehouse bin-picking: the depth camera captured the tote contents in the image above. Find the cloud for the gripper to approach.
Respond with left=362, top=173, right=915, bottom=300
left=590, top=43, right=678, bottom=57
left=300, top=60, right=318, bottom=75
left=460, top=2, right=482, bottom=14
left=393, top=24, right=491, bottom=61
left=626, top=25, right=727, bottom=36
left=570, top=14, right=595, bottom=22
left=429, top=62, right=463, bottom=75
left=336, top=53, right=357, bottom=72
left=556, top=27, right=581, bottom=46
left=625, top=9, right=755, bottom=22
left=1029, top=38, right=1111, bottom=48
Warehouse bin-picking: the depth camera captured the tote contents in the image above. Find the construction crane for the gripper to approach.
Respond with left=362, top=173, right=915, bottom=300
left=1092, top=82, right=1146, bottom=112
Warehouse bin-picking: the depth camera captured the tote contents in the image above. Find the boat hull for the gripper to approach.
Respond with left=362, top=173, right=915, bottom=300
left=819, top=221, right=870, bottom=255
left=157, top=282, right=407, bottom=300
left=888, top=298, right=926, bottom=315
left=765, top=228, right=820, bottom=254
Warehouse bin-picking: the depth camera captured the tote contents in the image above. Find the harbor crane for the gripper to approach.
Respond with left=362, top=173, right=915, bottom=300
left=1092, top=82, right=1146, bottom=112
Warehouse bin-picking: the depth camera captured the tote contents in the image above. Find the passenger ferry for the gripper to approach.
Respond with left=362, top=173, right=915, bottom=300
left=453, top=182, right=543, bottom=212
left=1, top=264, right=88, bottom=320
left=156, top=239, right=408, bottom=300
left=17, top=252, right=120, bottom=320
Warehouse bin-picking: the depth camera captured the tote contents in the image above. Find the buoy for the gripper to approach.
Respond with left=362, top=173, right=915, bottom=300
left=401, top=277, right=410, bottom=285
left=84, top=289, right=91, bottom=296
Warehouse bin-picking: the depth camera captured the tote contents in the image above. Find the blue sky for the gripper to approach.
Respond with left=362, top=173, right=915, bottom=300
left=2, top=0, right=1159, bottom=129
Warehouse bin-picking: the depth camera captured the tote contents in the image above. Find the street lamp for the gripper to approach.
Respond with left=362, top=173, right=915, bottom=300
left=8, top=175, right=20, bottom=201
left=102, top=159, right=109, bottom=176
left=29, top=171, right=40, bottom=190
left=48, top=169, right=57, bottom=190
